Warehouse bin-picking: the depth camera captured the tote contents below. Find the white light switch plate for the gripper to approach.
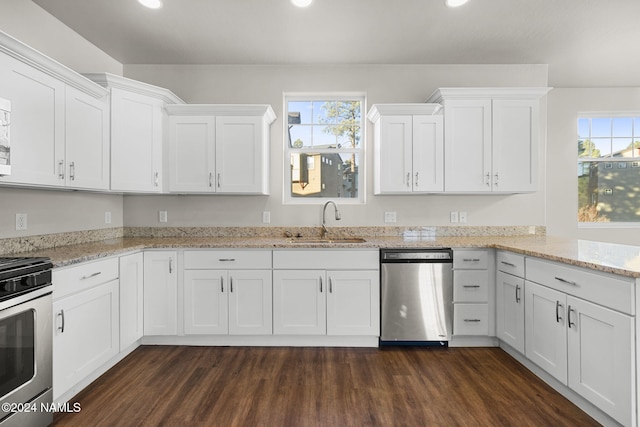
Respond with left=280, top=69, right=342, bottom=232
left=15, top=213, right=27, bottom=231
left=159, top=211, right=168, bottom=223
left=262, top=211, right=271, bottom=224
left=384, top=212, right=397, bottom=223
left=450, top=211, right=459, bottom=223
left=459, top=211, right=468, bottom=223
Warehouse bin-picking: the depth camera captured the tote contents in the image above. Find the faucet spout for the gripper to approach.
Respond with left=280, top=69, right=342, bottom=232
left=322, top=201, right=341, bottom=237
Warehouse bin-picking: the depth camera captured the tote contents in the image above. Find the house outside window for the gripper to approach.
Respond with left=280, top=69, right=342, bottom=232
left=578, top=116, right=640, bottom=225
left=284, top=93, right=365, bottom=204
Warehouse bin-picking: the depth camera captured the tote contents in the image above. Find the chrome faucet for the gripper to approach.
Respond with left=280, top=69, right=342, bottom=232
left=322, top=201, right=341, bottom=237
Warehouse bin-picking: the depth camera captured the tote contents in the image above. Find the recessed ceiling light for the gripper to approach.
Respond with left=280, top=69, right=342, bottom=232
left=446, top=0, right=469, bottom=7
left=291, top=0, right=313, bottom=7
left=138, top=0, right=163, bottom=9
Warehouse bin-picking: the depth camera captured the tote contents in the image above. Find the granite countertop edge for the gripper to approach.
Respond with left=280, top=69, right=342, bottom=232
left=11, top=235, right=640, bottom=279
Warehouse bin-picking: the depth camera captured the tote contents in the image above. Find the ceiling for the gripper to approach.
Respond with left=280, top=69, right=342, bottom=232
left=32, top=0, right=640, bottom=86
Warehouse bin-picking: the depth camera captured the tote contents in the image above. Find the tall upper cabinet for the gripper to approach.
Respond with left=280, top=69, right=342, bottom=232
left=426, top=87, right=551, bottom=194
left=166, top=104, right=276, bottom=194
left=84, top=73, right=184, bottom=193
left=367, top=104, right=444, bottom=194
left=0, top=31, right=110, bottom=190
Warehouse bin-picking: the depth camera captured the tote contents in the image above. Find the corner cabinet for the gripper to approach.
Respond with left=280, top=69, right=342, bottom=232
left=143, top=251, right=178, bottom=336
left=84, top=73, right=184, bottom=193
left=367, top=104, right=444, bottom=194
left=426, top=87, right=551, bottom=193
left=166, top=104, right=276, bottom=194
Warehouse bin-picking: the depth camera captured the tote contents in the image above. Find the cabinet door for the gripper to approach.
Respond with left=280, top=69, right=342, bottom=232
left=65, top=86, right=110, bottom=190
left=143, top=251, right=178, bottom=335
left=492, top=99, right=538, bottom=193
left=273, top=270, right=326, bottom=335
left=525, top=281, right=567, bottom=384
left=326, top=270, right=379, bottom=336
left=0, top=53, right=65, bottom=186
left=168, top=115, right=215, bottom=192
left=377, top=115, right=413, bottom=193
left=184, top=269, right=228, bottom=335
left=496, top=271, right=525, bottom=353
left=412, top=115, right=443, bottom=193
left=228, top=270, right=272, bottom=335
left=443, top=99, right=492, bottom=192
left=215, top=116, right=267, bottom=194
left=119, top=252, right=144, bottom=350
left=53, top=279, right=119, bottom=400
left=567, top=296, right=634, bottom=426
left=110, top=88, right=164, bottom=192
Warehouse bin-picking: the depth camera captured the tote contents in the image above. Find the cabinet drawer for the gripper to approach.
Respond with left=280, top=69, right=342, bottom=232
left=453, top=304, right=489, bottom=335
left=497, top=251, right=525, bottom=277
left=273, top=250, right=379, bottom=270
left=184, top=250, right=272, bottom=269
left=453, top=270, right=489, bottom=302
left=453, top=250, right=488, bottom=269
left=526, top=258, right=634, bottom=315
left=53, top=257, right=119, bottom=299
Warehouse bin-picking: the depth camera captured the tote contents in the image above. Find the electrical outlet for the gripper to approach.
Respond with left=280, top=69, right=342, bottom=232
left=15, top=213, right=27, bottom=231
left=159, top=210, right=168, bottom=223
left=450, top=211, right=459, bottom=223
left=262, top=211, right=271, bottom=224
left=384, top=212, right=397, bottom=223
left=105, top=211, right=112, bottom=224
left=459, top=211, right=468, bottom=223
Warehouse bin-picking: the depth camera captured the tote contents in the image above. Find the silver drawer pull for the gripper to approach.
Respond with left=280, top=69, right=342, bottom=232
left=500, top=261, right=516, bottom=267
left=463, top=319, right=481, bottom=323
left=463, top=285, right=481, bottom=288
left=463, top=258, right=481, bottom=262
left=80, top=272, right=101, bottom=280
left=554, top=276, right=578, bottom=286
left=218, top=258, right=236, bottom=262
left=58, top=309, right=65, bottom=333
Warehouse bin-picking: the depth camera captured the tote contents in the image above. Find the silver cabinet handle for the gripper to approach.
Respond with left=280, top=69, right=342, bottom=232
left=555, top=301, right=563, bottom=323
left=80, top=271, right=101, bottom=280
left=218, top=258, right=236, bottom=262
left=464, top=319, right=481, bottom=323
left=58, top=160, right=65, bottom=180
left=209, top=172, right=213, bottom=187
left=221, top=276, right=224, bottom=293
left=500, top=261, right=516, bottom=267
left=486, top=172, right=491, bottom=187
left=463, top=258, right=481, bottom=262
left=319, top=276, right=323, bottom=293
left=154, top=171, right=159, bottom=187
left=406, top=172, right=410, bottom=188
left=494, top=173, right=499, bottom=187
left=568, top=305, right=576, bottom=328
left=169, top=257, right=173, bottom=274
left=463, top=285, right=481, bottom=288
left=217, top=173, right=221, bottom=188
left=69, top=161, right=75, bottom=181
left=415, top=172, right=419, bottom=187
left=515, top=285, right=521, bottom=303
left=58, top=309, right=65, bottom=333
left=329, top=277, right=333, bottom=293
left=555, top=276, right=578, bottom=286
left=230, top=277, right=234, bottom=293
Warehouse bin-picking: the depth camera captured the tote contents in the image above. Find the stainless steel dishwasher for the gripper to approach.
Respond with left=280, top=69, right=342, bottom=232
left=380, top=248, right=453, bottom=346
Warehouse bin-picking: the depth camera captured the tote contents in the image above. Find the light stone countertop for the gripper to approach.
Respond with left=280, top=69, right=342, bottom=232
left=13, top=234, right=640, bottom=278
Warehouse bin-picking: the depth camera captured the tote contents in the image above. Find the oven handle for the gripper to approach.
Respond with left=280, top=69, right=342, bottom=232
left=58, top=309, right=65, bottom=333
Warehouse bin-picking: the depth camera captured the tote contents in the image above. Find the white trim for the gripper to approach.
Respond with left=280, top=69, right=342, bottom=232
left=83, top=72, right=185, bottom=105
left=578, top=222, right=640, bottom=229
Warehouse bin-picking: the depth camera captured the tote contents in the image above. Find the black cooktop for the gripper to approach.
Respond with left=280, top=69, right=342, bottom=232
left=0, top=257, right=53, bottom=302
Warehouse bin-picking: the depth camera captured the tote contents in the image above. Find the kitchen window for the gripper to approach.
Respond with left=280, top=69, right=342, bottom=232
left=284, top=93, right=365, bottom=204
left=578, top=116, right=640, bottom=225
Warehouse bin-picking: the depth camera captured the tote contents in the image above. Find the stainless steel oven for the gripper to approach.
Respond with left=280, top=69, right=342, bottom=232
left=0, top=258, right=53, bottom=427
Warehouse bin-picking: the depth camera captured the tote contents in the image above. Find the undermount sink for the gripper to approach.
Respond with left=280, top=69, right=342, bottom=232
left=286, top=237, right=367, bottom=244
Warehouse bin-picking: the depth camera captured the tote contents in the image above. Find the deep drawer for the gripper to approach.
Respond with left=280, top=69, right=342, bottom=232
left=184, top=250, right=272, bottom=269
left=453, top=270, right=489, bottom=303
left=453, top=304, right=489, bottom=335
left=496, top=251, right=525, bottom=277
left=525, top=257, right=634, bottom=315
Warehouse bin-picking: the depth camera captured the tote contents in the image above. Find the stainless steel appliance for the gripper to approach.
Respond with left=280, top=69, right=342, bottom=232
left=380, top=248, right=453, bottom=346
left=0, top=258, right=53, bottom=427
left=0, top=98, right=10, bottom=176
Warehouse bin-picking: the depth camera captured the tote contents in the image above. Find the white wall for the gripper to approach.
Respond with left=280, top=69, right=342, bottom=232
left=546, top=88, right=640, bottom=245
left=122, top=64, right=549, bottom=228
left=0, top=2, right=124, bottom=239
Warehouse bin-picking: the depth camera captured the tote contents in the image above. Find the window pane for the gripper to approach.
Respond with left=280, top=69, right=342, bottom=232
left=591, top=118, right=611, bottom=137
left=291, top=153, right=359, bottom=198
left=591, top=138, right=612, bottom=157
left=313, top=126, right=336, bottom=148
left=578, top=118, right=590, bottom=138
left=613, top=118, right=632, bottom=136
left=288, top=125, right=312, bottom=148
left=578, top=160, right=640, bottom=223
left=612, top=137, right=633, bottom=157
left=288, top=101, right=313, bottom=125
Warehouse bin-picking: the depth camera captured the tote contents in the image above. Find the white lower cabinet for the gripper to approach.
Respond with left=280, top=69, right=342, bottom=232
left=524, top=260, right=635, bottom=427
left=184, top=269, right=272, bottom=335
left=496, top=270, right=525, bottom=354
left=119, top=252, right=144, bottom=350
left=143, top=251, right=178, bottom=336
left=452, top=249, right=493, bottom=337
left=273, top=270, right=326, bottom=335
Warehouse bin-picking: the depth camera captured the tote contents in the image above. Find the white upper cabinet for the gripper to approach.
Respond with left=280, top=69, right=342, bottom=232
left=0, top=31, right=110, bottom=190
left=83, top=73, right=184, bottom=193
left=166, top=104, right=276, bottom=194
left=368, top=104, right=444, bottom=194
left=427, top=88, right=550, bottom=194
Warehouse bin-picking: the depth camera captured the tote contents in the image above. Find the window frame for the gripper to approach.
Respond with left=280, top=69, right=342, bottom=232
left=577, top=112, right=640, bottom=228
left=283, top=92, right=366, bottom=205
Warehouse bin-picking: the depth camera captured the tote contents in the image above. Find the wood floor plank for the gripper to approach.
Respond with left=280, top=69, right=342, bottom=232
left=52, top=346, right=601, bottom=427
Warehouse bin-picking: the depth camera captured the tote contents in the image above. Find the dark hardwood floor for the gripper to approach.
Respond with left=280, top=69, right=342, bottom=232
left=53, top=346, right=600, bottom=426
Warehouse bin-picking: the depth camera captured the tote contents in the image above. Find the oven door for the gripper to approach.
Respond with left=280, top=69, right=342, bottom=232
left=0, top=288, right=52, bottom=421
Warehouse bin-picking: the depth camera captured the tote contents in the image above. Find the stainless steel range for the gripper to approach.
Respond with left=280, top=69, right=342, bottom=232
left=0, top=257, right=53, bottom=427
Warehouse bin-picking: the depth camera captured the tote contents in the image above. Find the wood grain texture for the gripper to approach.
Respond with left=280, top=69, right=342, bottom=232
left=53, top=346, right=600, bottom=426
